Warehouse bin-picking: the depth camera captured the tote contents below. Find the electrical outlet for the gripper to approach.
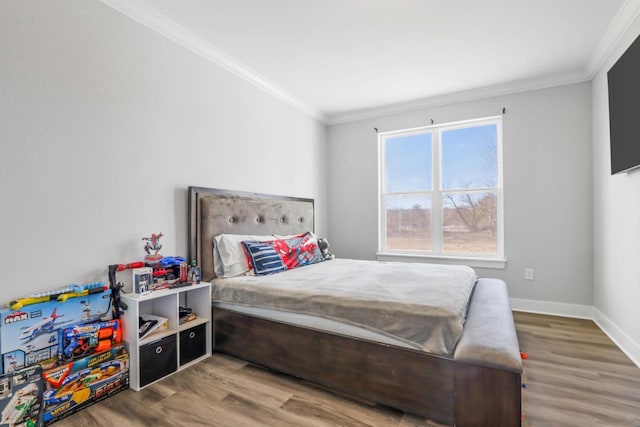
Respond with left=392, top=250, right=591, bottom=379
left=524, top=268, right=534, bottom=280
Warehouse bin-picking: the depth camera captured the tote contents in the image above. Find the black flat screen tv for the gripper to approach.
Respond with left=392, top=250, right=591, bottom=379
left=608, top=34, right=640, bottom=175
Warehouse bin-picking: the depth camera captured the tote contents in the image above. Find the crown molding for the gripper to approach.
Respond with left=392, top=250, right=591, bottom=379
left=99, top=0, right=327, bottom=124
left=99, top=0, right=639, bottom=128
left=585, top=0, right=640, bottom=78
left=327, top=70, right=589, bottom=126
left=327, top=0, right=640, bottom=126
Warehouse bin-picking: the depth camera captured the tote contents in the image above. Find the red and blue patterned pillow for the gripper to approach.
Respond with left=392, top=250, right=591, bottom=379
left=242, top=232, right=324, bottom=276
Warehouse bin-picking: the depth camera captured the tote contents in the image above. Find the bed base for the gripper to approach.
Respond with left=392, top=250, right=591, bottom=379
left=213, top=306, right=521, bottom=427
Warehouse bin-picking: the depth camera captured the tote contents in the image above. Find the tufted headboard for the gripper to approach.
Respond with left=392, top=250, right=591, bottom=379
left=188, top=187, right=314, bottom=282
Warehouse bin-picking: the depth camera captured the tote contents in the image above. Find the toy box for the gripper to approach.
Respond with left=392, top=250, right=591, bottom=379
left=1, top=289, right=113, bottom=374
left=42, top=343, right=128, bottom=425
left=146, top=257, right=187, bottom=285
left=58, top=320, right=122, bottom=361
left=0, top=365, right=44, bottom=427
left=132, top=267, right=152, bottom=294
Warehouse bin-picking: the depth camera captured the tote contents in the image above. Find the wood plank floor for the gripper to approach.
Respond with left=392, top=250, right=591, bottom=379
left=515, top=312, right=640, bottom=427
left=53, top=312, right=640, bottom=427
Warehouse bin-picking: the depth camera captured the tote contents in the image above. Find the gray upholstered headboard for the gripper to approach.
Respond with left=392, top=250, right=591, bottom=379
left=188, top=187, right=314, bottom=282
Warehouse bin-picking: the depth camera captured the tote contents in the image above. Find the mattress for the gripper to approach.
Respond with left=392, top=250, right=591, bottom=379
left=211, top=258, right=477, bottom=356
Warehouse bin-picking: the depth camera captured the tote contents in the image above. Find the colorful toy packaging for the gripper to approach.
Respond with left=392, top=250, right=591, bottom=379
left=0, top=289, right=113, bottom=374
left=42, top=343, right=129, bottom=424
left=0, top=365, right=44, bottom=427
left=57, top=320, right=122, bottom=362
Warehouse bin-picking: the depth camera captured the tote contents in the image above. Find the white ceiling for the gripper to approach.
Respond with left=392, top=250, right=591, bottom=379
left=102, top=0, right=640, bottom=124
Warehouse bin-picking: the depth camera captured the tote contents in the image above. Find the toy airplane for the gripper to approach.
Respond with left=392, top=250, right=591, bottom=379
left=0, top=382, right=38, bottom=425
left=18, top=309, right=68, bottom=342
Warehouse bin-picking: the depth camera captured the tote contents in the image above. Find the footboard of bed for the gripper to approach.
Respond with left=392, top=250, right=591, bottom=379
left=213, top=306, right=521, bottom=427
left=454, top=362, right=521, bottom=426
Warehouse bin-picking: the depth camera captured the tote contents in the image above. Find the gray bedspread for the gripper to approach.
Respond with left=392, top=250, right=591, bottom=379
left=211, top=259, right=477, bottom=356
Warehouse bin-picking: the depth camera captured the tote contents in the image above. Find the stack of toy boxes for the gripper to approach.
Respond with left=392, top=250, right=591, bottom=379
left=0, top=286, right=129, bottom=425
left=42, top=342, right=128, bottom=424
left=1, top=288, right=114, bottom=373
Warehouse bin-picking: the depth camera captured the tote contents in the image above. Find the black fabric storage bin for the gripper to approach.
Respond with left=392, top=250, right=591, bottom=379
left=139, top=334, right=177, bottom=387
left=179, top=323, right=207, bottom=366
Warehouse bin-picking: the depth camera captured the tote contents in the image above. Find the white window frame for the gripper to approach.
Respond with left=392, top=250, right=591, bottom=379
left=377, top=116, right=505, bottom=269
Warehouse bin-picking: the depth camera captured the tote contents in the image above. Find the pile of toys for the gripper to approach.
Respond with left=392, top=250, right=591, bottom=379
left=0, top=232, right=196, bottom=426
left=116, top=233, right=200, bottom=295
left=0, top=280, right=128, bottom=426
left=41, top=341, right=128, bottom=424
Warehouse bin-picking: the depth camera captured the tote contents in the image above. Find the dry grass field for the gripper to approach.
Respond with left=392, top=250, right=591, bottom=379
left=386, top=204, right=497, bottom=255
left=442, top=230, right=496, bottom=254
left=387, top=230, right=496, bottom=255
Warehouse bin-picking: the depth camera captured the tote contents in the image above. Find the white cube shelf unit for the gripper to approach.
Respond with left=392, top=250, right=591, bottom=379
left=121, top=282, right=212, bottom=390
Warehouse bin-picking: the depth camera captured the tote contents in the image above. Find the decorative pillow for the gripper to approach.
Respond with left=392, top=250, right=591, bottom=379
left=240, top=241, right=287, bottom=276
left=279, top=232, right=324, bottom=269
left=242, top=232, right=325, bottom=276
left=213, top=234, right=276, bottom=278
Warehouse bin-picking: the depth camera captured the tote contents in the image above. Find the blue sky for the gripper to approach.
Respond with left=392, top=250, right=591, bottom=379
left=385, top=124, right=497, bottom=209
left=385, top=133, right=432, bottom=193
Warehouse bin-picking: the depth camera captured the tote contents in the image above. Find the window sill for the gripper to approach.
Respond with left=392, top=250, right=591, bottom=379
left=376, top=252, right=506, bottom=269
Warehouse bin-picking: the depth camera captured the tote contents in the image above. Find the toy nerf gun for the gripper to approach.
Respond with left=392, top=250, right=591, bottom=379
left=7, top=282, right=107, bottom=311
left=113, top=261, right=145, bottom=272
left=56, top=283, right=109, bottom=303
left=107, top=262, right=144, bottom=319
left=59, top=319, right=122, bottom=360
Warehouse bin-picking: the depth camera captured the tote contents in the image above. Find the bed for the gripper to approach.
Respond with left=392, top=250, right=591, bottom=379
left=188, top=186, right=522, bottom=427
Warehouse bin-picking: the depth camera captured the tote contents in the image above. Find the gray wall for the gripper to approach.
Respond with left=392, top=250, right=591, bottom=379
left=328, top=82, right=593, bottom=304
left=0, top=1, right=327, bottom=301
left=592, top=15, right=640, bottom=355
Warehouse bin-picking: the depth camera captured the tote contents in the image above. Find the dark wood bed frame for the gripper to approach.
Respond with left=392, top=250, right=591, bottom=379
left=188, top=186, right=521, bottom=427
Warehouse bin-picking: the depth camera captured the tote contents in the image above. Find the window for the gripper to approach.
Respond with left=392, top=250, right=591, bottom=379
left=378, top=116, right=503, bottom=264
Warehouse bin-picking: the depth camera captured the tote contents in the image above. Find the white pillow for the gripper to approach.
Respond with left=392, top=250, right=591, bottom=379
left=213, top=234, right=275, bottom=278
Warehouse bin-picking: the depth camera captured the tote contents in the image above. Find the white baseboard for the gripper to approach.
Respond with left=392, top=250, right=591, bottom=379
left=510, top=298, right=640, bottom=368
left=592, top=308, right=640, bottom=368
left=510, top=297, right=594, bottom=319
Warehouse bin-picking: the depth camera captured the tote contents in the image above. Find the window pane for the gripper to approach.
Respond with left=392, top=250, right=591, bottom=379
left=385, top=194, right=431, bottom=251
left=442, top=124, right=497, bottom=190
left=442, top=192, right=497, bottom=255
left=385, top=133, right=432, bottom=192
